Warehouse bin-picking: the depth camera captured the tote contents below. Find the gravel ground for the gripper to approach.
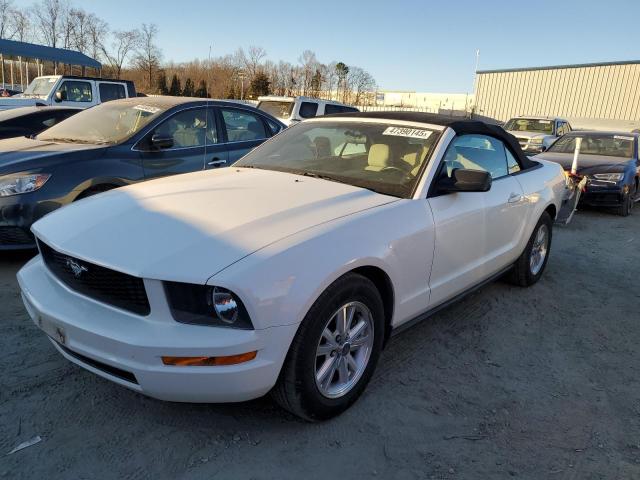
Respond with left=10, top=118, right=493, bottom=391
left=1, top=208, right=639, bottom=480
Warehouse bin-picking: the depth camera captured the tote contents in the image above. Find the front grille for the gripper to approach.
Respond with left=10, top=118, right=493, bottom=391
left=38, top=240, right=150, bottom=316
left=57, top=342, right=138, bottom=384
left=0, top=226, right=35, bottom=246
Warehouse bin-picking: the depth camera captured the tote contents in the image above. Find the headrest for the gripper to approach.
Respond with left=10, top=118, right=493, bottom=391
left=366, top=144, right=390, bottom=171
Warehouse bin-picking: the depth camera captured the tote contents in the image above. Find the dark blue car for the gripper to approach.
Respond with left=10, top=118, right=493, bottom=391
left=535, top=131, right=639, bottom=216
left=0, top=97, right=285, bottom=249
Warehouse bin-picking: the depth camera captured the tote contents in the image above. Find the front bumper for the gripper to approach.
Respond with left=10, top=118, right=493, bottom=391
left=520, top=143, right=545, bottom=153
left=17, top=256, right=299, bottom=403
left=580, top=182, right=626, bottom=207
left=0, top=193, right=61, bottom=250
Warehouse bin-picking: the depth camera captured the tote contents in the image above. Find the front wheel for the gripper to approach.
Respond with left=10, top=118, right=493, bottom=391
left=272, top=273, right=385, bottom=421
left=509, top=212, right=553, bottom=287
left=618, top=190, right=633, bottom=217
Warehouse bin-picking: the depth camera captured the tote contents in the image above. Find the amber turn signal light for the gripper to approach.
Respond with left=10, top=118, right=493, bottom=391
left=162, top=351, right=257, bottom=366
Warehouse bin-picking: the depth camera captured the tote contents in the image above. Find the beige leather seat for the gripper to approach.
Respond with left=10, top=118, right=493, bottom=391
left=365, top=144, right=391, bottom=171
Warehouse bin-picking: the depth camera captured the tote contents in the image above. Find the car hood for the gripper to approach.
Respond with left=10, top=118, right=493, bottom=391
left=0, top=98, right=42, bottom=110
left=507, top=130, right=551, bottom=140
left=32, top=167, right=399, bottom=283
left=533, top=152, right=633, bottom=174
left=0, top=136, right=105, bottom=173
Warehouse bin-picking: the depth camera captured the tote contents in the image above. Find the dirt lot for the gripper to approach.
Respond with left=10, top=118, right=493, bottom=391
left=1, top=208, right=639, bottom=480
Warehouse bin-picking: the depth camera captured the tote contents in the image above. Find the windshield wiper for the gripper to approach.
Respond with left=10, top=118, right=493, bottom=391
left=42, top=137, right=94, bottom=144
left=299, top=171, right=352, bottom=185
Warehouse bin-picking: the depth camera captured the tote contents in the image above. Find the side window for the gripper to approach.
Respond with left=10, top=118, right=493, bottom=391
left=298, top=102, right=319, bottom=119
left=153, top=108, right=209, bottom=148
left=266, top=118, right=282, bottom=136
left=324, top=104, right=343, bottom=115
left=99, top=83, right=126, bottom=102
left=220, top=108, right=267, bottom=142
left=57, top=81, right=92, bottom=102
left=505, top=148, right=521, bottom=174
left=441, top=134, right=509, bottom=180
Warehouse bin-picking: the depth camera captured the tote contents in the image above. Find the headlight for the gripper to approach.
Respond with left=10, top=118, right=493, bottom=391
left=164, top=282, right=253, bottom=329
left=0, top=173, right=51, bottom=197
left=529, top=138, right=544, bottom=144
left=591, top=173, right=624, bottom=182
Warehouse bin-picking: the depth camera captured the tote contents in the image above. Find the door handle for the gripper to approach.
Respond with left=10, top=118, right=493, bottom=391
left=508, top=193, right=523, bottom=204
left=207, top=158, right=227, bottom=167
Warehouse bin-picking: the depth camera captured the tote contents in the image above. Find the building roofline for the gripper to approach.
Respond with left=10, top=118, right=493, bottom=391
left=477, top=60, right=640, bottom=75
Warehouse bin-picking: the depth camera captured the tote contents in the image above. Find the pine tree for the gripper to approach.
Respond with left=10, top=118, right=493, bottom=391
left=182, top=78, right=195, bottom=97
left=250, top=71, right=270, bottom=98
left=168, top=74, right=182, bottom=96
left=156, top=71, right=169, bottom=95
left=194, top=79, right=208, bottom=98
left=226, top=83, right=237, bottom=99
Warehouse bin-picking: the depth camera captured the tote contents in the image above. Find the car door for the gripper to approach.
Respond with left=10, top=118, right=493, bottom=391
left=53, top=80, right=96, bottom=108
left=137, top=107, right=210, bottom=179
left=427, top=134, right=528, bottom=306
left=219, top=107, right=270, bottom=164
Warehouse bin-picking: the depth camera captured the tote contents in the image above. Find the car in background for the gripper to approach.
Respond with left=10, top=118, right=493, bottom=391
left=535, top=131, right=639, bottom=216
left=0, top=75, right=136, bottom=111
left=0, top=96, right=284, bottom=249
left=257, top=95, right=359, bottom=126
left=0, top=106, right=80, bottom=140
left=18, top=112, right=565, bottom=420
left=504, top=116, right=572, bottom=153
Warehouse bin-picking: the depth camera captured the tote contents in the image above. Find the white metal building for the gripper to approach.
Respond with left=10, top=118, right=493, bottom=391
left=474, top=60, right=640, bottom=130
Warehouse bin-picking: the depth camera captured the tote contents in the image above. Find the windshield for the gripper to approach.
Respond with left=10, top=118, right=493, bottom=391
left=37, top=102, right=167, bottom=145
left=547, top=134, right=634, bottom=158
left=21, top=77, right=58, bottom=98
left=257, top=100, right=295, bottom=119
left=236, top=120, right=440, bottom=198
left=504, top=118, right=554, bottom=134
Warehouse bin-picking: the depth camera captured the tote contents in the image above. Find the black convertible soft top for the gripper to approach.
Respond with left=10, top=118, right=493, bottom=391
left=326, top=111, right=539, bottom=170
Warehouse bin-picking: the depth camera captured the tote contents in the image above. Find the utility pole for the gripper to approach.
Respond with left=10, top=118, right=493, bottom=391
left=238, top=71, right=246, bottom=100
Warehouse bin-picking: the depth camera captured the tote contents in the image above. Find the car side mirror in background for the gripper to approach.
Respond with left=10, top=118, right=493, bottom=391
left=54, top=91, right=66, bottom=102
left=150, top=133, right=174, bottom=150
left=436, top=168, right=492, bottom=193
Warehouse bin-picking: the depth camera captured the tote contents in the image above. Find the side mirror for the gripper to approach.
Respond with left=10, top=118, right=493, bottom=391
left=150, top=133, right=174, bottom=150
left=54, top=90, right=66, bottom=102
left=436, top=168, right=492, bottom=193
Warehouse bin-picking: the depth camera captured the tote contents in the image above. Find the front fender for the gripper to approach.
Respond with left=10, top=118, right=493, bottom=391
left=208, top=199, right=435, bottom=331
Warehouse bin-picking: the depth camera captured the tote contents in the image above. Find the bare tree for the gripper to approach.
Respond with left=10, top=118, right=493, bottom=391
left=244, top=46, right=266, bottom=79
left=86, top=15, right=108, bottom=62
left=102, top=29, right=139, bottom=79
left=0, top=0, right=14, bottom=39
left=32, top=0, right=68, bottom=47
left=348, top=66, right=376, bottom=105
left=12, top=8, right=31, bottom=42
left=133, top=23, right=161, bottom=91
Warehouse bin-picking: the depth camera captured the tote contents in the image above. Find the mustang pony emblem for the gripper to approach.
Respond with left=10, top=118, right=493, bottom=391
left=65, top=258, right=88, bottom=278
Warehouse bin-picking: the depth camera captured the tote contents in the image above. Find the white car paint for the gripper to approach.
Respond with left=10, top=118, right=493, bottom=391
left=17, top=117, right=566, bottom=403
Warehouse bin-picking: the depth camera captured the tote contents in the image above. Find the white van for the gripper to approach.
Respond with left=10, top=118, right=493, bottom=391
left=256, top=96, right=358, bottom=126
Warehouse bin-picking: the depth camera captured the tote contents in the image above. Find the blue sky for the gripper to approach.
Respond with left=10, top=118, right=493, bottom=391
left=84, top=0, right=640, bottom=93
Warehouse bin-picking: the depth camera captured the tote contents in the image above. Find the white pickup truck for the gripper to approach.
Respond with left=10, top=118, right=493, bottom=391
left=0, top=75, right=137, bottom=111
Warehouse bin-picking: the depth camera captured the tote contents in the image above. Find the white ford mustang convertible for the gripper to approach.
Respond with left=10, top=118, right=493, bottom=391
left=18, top=112, right=566, bottom=420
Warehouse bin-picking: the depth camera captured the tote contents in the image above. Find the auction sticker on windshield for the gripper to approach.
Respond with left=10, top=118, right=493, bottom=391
left=383, top=127, right=433, bottom=139
left=133, top=105, right=161, bottom=114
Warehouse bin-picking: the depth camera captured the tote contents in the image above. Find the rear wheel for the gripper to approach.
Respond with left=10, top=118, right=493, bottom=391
left=509, top=212, right=553, bottom=287
left=272, top=273, right=385, bottom=421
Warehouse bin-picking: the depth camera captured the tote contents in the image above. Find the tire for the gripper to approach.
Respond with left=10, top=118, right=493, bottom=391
left=272, top=273, right=385, bottom=421
left=618, top=190, right=633, bottom=217
left=509, top=212, right=553, bottom=287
